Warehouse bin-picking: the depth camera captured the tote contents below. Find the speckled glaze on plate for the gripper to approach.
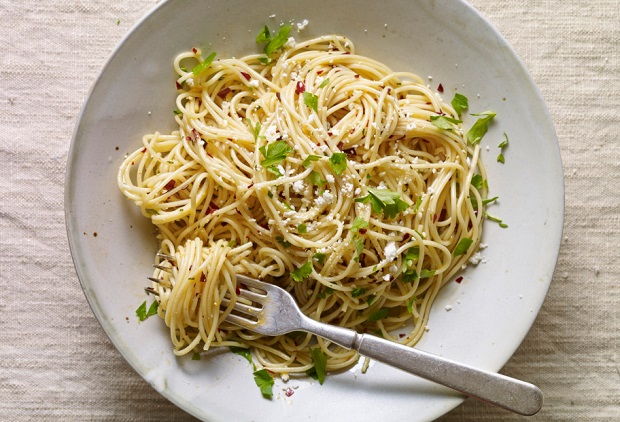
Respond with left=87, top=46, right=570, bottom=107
left=65, top=1, right=563, bottom=420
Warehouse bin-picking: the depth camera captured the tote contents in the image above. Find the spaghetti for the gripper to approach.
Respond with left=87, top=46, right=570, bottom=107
left=118, top=33, right=487, bottom=376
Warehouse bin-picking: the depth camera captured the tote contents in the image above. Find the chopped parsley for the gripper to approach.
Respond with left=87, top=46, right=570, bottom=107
left=291, top=262, right=313, bottom=282
left=302, top=154, right=321, bottom=168
left=351, top=287, right=366, bottom=298
left=485, top=212, right=509, bottom=228
left=328, top=152, right=347, bottom=175
left=453, top=237, right=473, bottom=256
left=430, top=115, right=462, bottom=130
left=259, top=140, right=294, bottom=168
left=318, top=77, right=330, bottom=88
left=497, top=132, right=509, bottom=163
left=192, top=52, right=217, bottom=76
left=253, top=368, right=274, bottom=399
left=136, top=300, right=158, bottom=322
left=467, top=111, right=496, bottom=145
left=276, top=236, right=292, bottom=247
left=309, top=170, right=326, bottom=187
left=247, top=119, right=261, bottom=142
left=306, top=348, right=327, bottom=385
left=229, top=346, right=254, bottom=365
left=368, top=308, right=389, bottom=322
left=406, top=297, right=416, bottom=314
left=317, top=287, right=335, bottom=299
left=298, top=223, right=307, bottom=234
left=351, top=217, right=369, bottom=233
left=173, top=109, right=182, bottom=116
left=355, top=187, right=408, bottom=218
left=451, top=93, right=469, bottom=116
left=312, top=253, right=326, bottom=265
left=303, top=91, right=319, bottom=113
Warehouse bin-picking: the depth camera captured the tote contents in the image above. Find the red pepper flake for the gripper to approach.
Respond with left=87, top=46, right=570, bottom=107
left=192, top=128, right=200, bottom=143
left=295, top=81, right=305, bottom=94
left=141, top=148, right=147, bottom=153
left=186, top=136, right=192, bottom=142
left=359, top=228, right=367, bottom=235
left=217, top=87, right=231, bottom=98
left=337, top=142, right=344, bottom=150
left=327, top=132, right=333, bottom=136
left=354, top=74, right=360, bottom=79
left=247, top=183, right=254, bottom=189
left=317, top=70, right=324, bottom=75
left=399, top=333, right=407, bottom=338
left=350, top=128, right=355, bottom=134
left=437, top=83, right=444, bottom=93
left=284, top=387, right=295, bottom=397
left=176, top=81, right=183, bottom=90
left=192, top=47, right=198, bottom=54
left=402, top=233, right=411, bottom=241
left=455, top=276, right=463, bottom=284
left=207, top=152, right=213, bottom=158
left=276, top=92, right=281, bottom=101
left=343, top=148, right=356, bottom=156
left=240, top=72, right=251, bottom=81
left=344, top=52, right=351, bottom=55
left=235, top=285, right=241, bottom=295
left=164, top=180, right=176, bottom=191
left=200, top=273, right=206, bottom=283
left=207, top=202, right=220, bottom=215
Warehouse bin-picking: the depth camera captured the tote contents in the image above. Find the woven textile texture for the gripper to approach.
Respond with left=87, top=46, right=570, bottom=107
left=0, top=0, right=618, bottom=420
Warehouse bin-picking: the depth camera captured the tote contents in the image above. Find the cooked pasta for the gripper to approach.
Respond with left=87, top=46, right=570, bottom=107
left=118, top=32, right=487, bottom=376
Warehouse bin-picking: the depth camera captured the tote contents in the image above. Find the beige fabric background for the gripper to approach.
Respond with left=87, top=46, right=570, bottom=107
left=1, top=0, right=618, bottom=420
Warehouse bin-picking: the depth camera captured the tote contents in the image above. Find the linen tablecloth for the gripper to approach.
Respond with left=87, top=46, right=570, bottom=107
left=1, top=0, right=618, bottom=420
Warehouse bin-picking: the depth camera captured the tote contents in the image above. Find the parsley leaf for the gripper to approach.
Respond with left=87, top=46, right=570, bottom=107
left=255, top=25, right=270, bottom=43
left=485, top=212, right=509, bottom=228
left=430, top=115, right=462, bottom=130
left=453, top=237, right=473, bottom=256
left=291, top=262, right=313, bottom=282
left=253, top=368, right=274, bottom=398
left=451, top=93, right=469, bottom=116
left=298, top=223, right=307, bottom=234
left=229, top=346, right=254, bottom=365
left=467, top=111, right=496, bottom=145
left=264, top=25, right=291, bottom=55
left=303, top=91, right=319, bottom=113
left=192, top=52, right=217, bottom=76
left=328, top=153, right=347, bottom=175
left=368, top=308, right=389, bottom=322
left=302, top=154, right=321, bottom=168
left=471, top=174, right=485, bottom=191
left=351, top=217, right=369, bottom=233
left=306, top=348, right=327, bottom=384
left=136, top=300, right=158, bottom=322
left=259, top=141, right=294, bottom=168
left=309, top=170, right=326, bottom=187
left=318, top=77, right=330, bottom=88
left=482, top=196, right=499, bottom=205
left=312, top=253, right=326, bottom=265
left=351, top=287, right=366, bottom=298
left=497, top=132, right=509, bottom=163
left=356, top=187, right=409, bottom=219
left=276, top=236, right=292, bottom=247
left=406, top=296, right=416, bottom=314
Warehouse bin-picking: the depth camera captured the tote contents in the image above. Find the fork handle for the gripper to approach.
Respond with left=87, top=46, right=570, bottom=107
left=354, top=334, right=543, bottom=415
left=301, top=319, right=542, bottom=415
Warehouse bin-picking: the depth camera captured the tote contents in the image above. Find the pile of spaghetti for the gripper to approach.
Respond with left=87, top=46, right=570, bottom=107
left=118, top=31, right=487, bottom=377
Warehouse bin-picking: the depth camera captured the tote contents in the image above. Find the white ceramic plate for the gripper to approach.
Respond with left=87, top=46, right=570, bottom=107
left=65, top=0, right=563, bottom=420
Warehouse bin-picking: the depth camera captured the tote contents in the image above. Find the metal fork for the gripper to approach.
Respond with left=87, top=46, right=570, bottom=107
left=224, top=275, right=543, bottom=416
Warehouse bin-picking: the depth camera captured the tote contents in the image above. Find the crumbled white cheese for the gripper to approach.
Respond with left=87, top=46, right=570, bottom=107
left=296, top=19, right=309, bottom=31
left=341, top=182, right=354, bottom=197
left=384, top=242, right=398, bottom=261
left=315, top=190, right=335, bottom=207
left=265, top=124, right=279, bottom=143
left=284, top=37, right=296, bottom=48
left=326, top=174, right=335, bottom=183
left=445, top=305, right=452, bottom=312
left=405, top=122, right=417, bottom=131
left=276, top=164, right=285, bottom=176
left=292, top=180, right=305, bottom=194
left=468, top=252, right=487, bottom=265
left=249, top=79, right=259, bottom=88
left=389, top=264, right=398, bottom=273
left=354, top=187, right=362, bottom=196
left=382, top=274, right=391, bottom=281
